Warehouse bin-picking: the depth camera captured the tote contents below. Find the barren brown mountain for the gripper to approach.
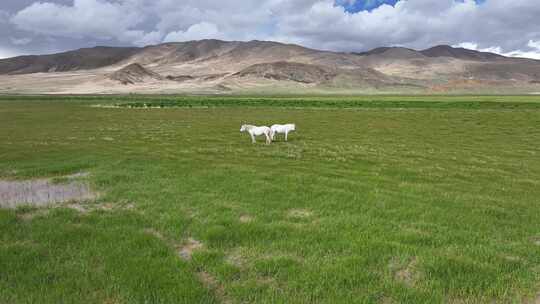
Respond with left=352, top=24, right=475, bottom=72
left=0, top=46, right=139, bottom=75
left=1, top=39, right=539, bottom=94
left=109, top=63, right=163, bottom=85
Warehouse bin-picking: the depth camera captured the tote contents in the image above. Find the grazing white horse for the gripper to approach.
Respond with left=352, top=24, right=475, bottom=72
left=270, top=124, right=296, bottom=141
left=240, top=124, right=272, bottom=144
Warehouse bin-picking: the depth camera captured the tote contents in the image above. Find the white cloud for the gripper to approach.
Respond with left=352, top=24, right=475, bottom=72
left=267, top=0, right=540, bottom=58
left=163, top=22, right=226, bottom=42
left=0, top=47, right=19, bottom=59
left=455, top=40, right=540, bottom=60
left=527, top=40, right=540, bottom=50
left=455, top=42, right=479, bottom=50
left=454, top=42, right=503, bottom=54
left=4, top=0, right=540, bottom=60
left=270, top=0, right=478, bottom=51
left=11, top=0, right=146, bottom=43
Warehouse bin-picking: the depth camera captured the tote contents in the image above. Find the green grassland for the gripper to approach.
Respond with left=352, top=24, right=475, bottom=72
left=1, top=95, right=540, bottom=303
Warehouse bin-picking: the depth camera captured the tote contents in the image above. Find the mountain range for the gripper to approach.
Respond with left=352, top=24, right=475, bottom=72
left=1, top=39, right=540, bottom=94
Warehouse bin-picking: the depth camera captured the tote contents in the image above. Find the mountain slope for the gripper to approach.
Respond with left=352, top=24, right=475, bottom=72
left=233, top=61, right=336, bottom=84
left=355, top=47, right=425, bottom=59
left=420, top=45, right=506, bottom=61
left=0, top=46, right=140, bottom=75
left=109, top=63, right=163, bottom=85
left=0, top=40, right=539, bottom=94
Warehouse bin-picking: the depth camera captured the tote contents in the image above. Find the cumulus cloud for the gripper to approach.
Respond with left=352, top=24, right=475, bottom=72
left=163, top=22, right=226, bottom=42
left=268, top=0, right=540, bottom=57
left=11, top=0, right=146, bottom=43
left=270, top=0, right=473, bottom=50
left=155, top=1, right=276, bottom=42
left=455, top=40, right=540, bottom=60
left=3, top=0, right=540, bottom=59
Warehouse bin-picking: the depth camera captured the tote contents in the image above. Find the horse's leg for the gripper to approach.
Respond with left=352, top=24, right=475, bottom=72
left=250, top=132, right=256, bottom=143
left=285, top=131, right=288, bottom=141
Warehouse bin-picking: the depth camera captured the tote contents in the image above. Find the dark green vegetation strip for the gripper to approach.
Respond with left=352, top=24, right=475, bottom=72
left=2, top=94, right=540, bottom=109
left=118, top=98, right=540, bottom=109
left=1, top=96, right=540, bottom=303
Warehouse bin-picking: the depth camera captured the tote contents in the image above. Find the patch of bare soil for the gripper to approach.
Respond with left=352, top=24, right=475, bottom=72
left=66, top=203, right=88, bottom=213
left=178, top=238, right=204, bottom=261
left=0, top=173, right=96, bottom=208
left=239, top=214, right=254, bottom=223
left=16, top=201, right=134, bottom=221
left=502, top=255, right=522, bottom=262
left=287, top=209, right=313, bottom=218
left=101, top=297, right=124, bottom=304
left=532, top=236, right=540, bottom=246
left=141, top=229, right=232, bottom=303
left=123, top=202, right=136, bottom=210
left=525, top=293, right=540, bottom=304
left=380, top=296, right=395, bottom=304
left=65, top=201, right=135, bottom=214
left=17, top=209, right=50, bottom=221
left=197, top=271, right=232, bottom=304
left=393, top=257, right=419, bottom=287
left=225, top=248, right=247, bottom=268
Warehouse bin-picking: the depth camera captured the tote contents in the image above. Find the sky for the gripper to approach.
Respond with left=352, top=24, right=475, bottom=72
left=1, top=0, right=540, bottom=59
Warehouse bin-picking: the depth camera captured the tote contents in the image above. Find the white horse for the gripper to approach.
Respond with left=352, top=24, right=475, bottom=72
left=270, top=124, right=296, bottom=141
left=240, top=124, right=272, bottom=144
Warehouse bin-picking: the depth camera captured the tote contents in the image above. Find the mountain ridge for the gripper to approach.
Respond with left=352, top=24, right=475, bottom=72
left=1, top=39, right=539, bottom=94
left=2, top=40, right=532, bottom=75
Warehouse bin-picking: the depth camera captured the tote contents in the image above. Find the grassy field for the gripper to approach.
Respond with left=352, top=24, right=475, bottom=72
left=1, top=95, right=540, bottom=303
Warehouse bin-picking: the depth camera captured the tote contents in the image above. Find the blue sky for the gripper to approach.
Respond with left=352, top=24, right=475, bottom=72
left=336, top=0, right=399, bottom=12
left=336, top=0, right=486, bottom=13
